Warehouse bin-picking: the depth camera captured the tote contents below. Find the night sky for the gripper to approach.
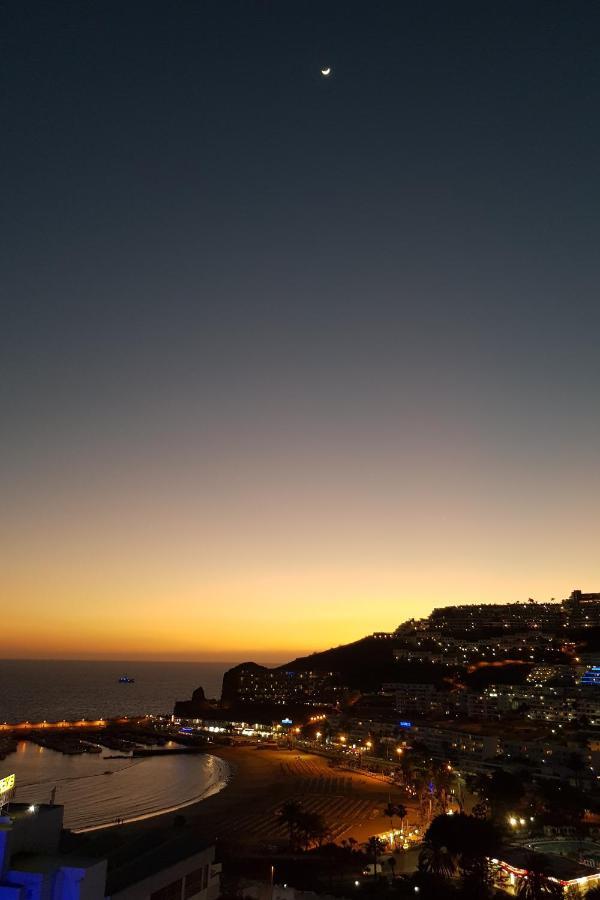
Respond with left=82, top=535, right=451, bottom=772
left=3, top=1, right=600, bottom=659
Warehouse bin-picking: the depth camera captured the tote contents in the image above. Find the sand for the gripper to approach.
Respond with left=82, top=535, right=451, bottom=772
left=114, top=745, right=419, bottom=849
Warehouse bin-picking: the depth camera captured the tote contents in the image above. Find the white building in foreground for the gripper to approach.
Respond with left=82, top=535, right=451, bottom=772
left=106, top=832, right=220, bottom=900
left=0, top=803, right=106, bottom=900
left=0, top=801, right=220, bottom=900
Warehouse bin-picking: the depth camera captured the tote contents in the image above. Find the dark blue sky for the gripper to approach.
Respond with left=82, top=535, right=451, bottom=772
left=2, top=1, right=600, bottom=657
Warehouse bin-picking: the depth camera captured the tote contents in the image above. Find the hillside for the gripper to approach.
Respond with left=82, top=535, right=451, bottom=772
left=220, top=634, right=458, bottom=700
left=278, top=635, right=399, bottom=690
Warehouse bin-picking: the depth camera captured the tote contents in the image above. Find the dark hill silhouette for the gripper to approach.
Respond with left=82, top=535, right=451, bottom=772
left=219, top=635, right=455, bottom=702
left=176, top=630, right=546, bottom=714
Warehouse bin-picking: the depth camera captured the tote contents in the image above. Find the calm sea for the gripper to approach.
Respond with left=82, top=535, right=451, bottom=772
left=0, top=659, right=238, bottom=723
left=8, top=739, right=231, bottom=831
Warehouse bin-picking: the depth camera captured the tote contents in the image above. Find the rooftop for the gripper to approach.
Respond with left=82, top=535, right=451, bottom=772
left=105, top=830, right=212, bottom=895
left=9, top=852, right=101, bottom=874
left=418, top=719, right=549, bottom=739
left=0, top=803, right=61, bottom=827
left=499, top=845, right=598, bottom=883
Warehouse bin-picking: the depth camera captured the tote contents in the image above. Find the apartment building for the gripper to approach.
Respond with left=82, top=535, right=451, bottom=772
left=0, top=803, right=220, bottom=900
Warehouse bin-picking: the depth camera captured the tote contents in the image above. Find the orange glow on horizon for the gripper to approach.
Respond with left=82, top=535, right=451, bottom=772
left=4, top=441, right=599, bottom=661
left=4, top=560, right=599, bottom=661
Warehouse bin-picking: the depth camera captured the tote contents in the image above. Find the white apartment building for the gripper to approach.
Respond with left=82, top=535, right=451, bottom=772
left=106, top=834, right=220, bottom=900
left=0, top=802, right=220, bottom=900
left=0, top=804, right=106, bottom=900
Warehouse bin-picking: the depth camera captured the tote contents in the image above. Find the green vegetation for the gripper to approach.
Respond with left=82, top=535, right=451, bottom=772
left=516, top=854, right=563, bottom=900
left=276, top=800, right=330, bottom=850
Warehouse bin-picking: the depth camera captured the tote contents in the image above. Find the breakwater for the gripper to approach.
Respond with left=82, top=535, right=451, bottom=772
left=131, top=746, right=205, bottom=757
left=0, top=716, right=146, bottom=731
left=0, top=719, right=194, bottom=758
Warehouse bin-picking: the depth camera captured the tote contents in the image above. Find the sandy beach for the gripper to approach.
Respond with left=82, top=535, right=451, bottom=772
left=114, top=745, right=418, bottom=850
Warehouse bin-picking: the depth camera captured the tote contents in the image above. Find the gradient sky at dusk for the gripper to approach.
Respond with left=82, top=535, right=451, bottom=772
left=2, top=1, right=600, bottom=660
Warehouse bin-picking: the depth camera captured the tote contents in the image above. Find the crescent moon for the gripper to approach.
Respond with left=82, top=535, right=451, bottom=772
left=321, top=67, right=331, bottom=76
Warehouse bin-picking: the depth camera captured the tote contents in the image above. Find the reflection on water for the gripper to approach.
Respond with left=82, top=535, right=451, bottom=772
left=8, top=741, right=230, bottom=831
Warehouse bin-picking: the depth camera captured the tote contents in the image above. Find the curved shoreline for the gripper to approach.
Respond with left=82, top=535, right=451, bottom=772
left=73, top=754, right=234, bottom=832
left=12, top=743, right=233, bottom=833
left=107, top=745, right=416, bottom=850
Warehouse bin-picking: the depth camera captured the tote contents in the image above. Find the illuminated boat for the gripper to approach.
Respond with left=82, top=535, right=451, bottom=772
left=118, top=674, right=135, bottom=683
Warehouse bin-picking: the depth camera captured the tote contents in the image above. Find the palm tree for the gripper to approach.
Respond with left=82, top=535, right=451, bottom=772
left=421, top=811, right=499, bottom=887
left=365, top=836, right=387, bottom=881
left=396, top=803, right=408, bottom=834
left=418, top=842, right=456, bottom=878
left=387, top=856, right=397, bottom=880
left=517, top=854, right=563, bottom=900
left=472, top=801, right=489, bottom=820
left=384, top=802, right=398, bottom=846
left=309, top=816, right=331, bottom=849
left=431, top=761, right=454, bottom=814
left=277, top=800, right=302, bottom=850
left=295, top=810, right=329, bottom=850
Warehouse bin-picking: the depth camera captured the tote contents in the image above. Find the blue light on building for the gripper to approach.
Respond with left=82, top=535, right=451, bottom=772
left=581, top=666, right=600, bottom=686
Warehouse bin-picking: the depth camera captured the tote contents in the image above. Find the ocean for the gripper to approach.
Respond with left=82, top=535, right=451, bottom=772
left=0, top=659, right=238, bottom=723
left=0, top=657, right=293, bottom=829
left=0, top=659, right=246, bottom=830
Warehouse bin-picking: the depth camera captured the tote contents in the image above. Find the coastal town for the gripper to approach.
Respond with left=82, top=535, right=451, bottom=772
left=2, top=591, right=600, bottom=900
left=4, top=2, right=599, bottom=900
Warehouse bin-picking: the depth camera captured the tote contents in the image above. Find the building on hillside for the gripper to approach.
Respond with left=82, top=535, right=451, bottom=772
left=409, top=723, right=502, bottom=760
left=393, top=630, right=563, bottom=666
left=380, top=675, right=600, bottom=727
left=483, top=683, right=600, bottom=725
left=580, top=667, right=600, bottom=686
left=393, top=648, right=463, bottom=665
left=527, top=665, right=579, bottom=685
left=429, top=602, right=563, bottom=632
left=383, top=682, right=444, bottom=718
left=562, top=590, right=600, bottom=628
left=426, top=589, right=600, bottom=634
left=232, top=667, right=346, bottom=706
